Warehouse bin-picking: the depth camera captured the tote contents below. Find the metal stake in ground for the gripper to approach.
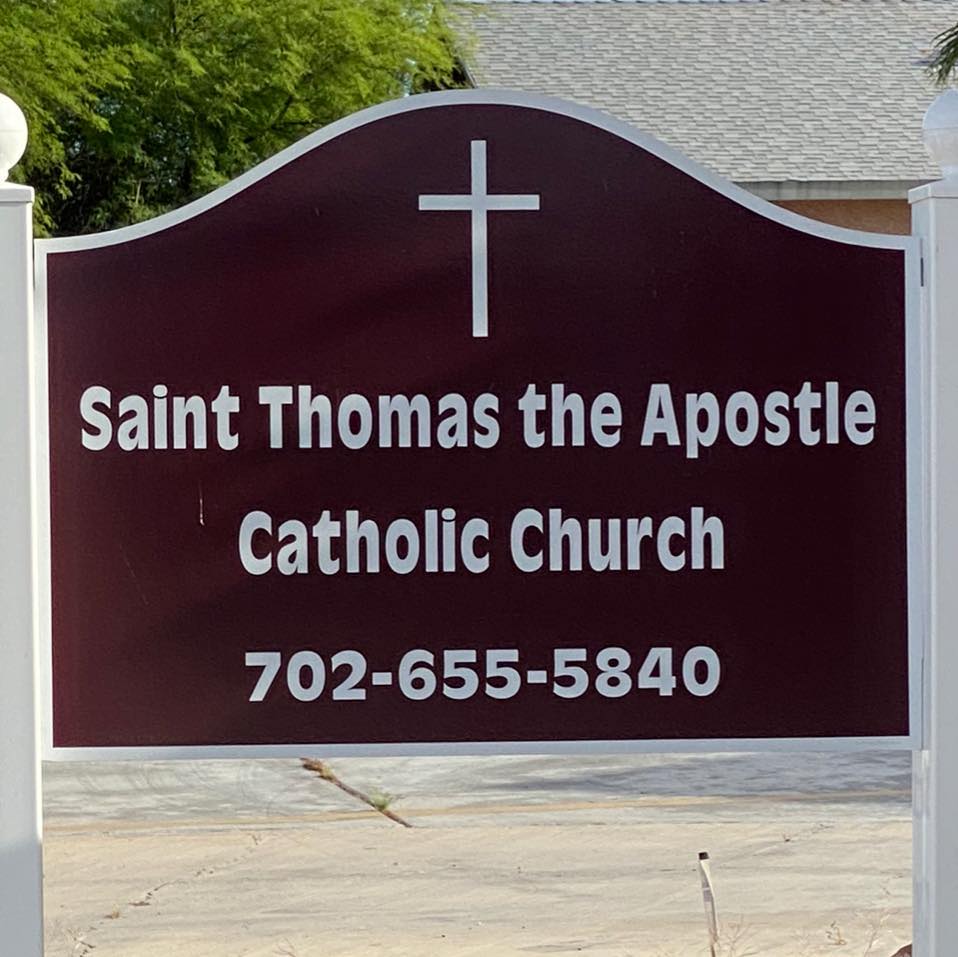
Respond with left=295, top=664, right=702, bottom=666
left=698, top=851, right=719, bottom=957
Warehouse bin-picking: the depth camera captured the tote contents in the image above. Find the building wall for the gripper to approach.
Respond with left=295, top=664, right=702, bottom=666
left=774, top=199, right=910, bottom=236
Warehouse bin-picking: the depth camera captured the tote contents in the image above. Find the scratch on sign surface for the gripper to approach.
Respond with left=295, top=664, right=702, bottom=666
left=119, top=547, right=149, bottom=608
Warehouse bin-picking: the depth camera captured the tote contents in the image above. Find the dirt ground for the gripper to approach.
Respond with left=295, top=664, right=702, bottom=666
left=41, top=753, right=912, bottom=956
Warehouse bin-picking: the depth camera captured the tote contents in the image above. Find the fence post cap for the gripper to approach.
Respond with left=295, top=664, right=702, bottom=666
left=0, top=93, right=27, bottom=184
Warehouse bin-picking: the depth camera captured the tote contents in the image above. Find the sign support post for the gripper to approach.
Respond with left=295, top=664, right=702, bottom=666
left=910, top=90, right=958, bottom=957
left=0, top=94, right=43, bottom=956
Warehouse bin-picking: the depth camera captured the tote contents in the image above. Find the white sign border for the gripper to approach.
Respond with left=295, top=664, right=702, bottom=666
left=34, top=89, right=924, bottom=761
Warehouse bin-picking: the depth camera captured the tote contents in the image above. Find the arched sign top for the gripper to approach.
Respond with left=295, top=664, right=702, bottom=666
left=37, top=88, right=911, bottom=255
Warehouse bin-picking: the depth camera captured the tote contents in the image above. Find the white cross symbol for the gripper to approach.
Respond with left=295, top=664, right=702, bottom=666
left=419, top=140, right=540, bottom=338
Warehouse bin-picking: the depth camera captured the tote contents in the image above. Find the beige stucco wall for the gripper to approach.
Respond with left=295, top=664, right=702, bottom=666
left=773, top=199, right=910, bottom=236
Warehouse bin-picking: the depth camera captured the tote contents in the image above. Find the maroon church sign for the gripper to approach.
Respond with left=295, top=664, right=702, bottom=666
left=37, top=91, right=920, bottom=755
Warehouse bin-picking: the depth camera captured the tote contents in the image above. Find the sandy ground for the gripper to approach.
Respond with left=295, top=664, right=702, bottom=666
left=41, top=753, right=912, bottom=957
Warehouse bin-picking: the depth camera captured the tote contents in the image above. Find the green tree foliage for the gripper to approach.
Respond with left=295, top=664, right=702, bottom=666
left=0, top=0, right=464, bottom=235
left=930, top=21, right=958, bottom=86
left=0, top=0, right=127, bottom=232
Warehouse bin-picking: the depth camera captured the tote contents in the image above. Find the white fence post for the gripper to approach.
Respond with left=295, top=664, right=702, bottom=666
left=0, top=93, right=43, bottom=956
left=911, top=90, right=958, bottom=957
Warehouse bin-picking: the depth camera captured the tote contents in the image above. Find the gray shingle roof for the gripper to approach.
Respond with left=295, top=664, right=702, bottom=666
left=458, top=0, right=954, bottom=185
